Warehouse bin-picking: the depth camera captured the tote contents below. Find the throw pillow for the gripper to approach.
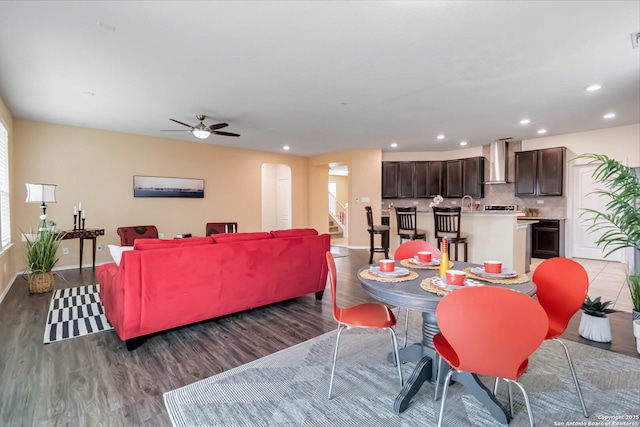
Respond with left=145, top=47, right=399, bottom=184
left=108, top=245, right=134, bottom=266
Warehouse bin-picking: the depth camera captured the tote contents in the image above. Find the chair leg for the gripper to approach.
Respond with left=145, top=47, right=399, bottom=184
left=402, top=308, right=410, bottom=348
left=554, top=338, right=589, bottom=418
left=328, top=325, right=346, bottom=400
left=369, top=233, right=374, bottom=264
left=434, top=354, right=445, bottom=401
left=387, top=327, right=404, bottom=387
left=508, top=379, right=535, bottom=427
left=463, top=242, right=468, bottom=262
left=493, top=377, right=500, bottom=395
left=437, top=369, right=455, bottom=427
left=508, top=381, right=514, bottom=417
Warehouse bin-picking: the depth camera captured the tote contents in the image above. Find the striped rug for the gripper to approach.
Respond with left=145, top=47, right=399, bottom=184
left=43, top=284, right=113, bottom=344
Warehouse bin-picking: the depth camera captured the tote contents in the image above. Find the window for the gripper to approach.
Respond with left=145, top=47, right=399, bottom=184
left=0, top=121, right=10, bottom=248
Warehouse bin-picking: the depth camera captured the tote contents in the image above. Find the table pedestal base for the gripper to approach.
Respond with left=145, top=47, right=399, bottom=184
left=389, top=311, right=510, bottom=424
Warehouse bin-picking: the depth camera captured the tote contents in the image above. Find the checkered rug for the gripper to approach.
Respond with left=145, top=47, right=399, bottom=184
left=43, top=284, right=113, bottom=344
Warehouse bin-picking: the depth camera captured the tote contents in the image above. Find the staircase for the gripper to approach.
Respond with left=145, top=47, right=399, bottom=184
left=329, top=216, right=343, bottom=239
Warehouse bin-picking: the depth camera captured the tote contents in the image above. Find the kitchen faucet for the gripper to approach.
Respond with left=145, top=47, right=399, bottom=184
left=461, top=195, right=474, bottom=212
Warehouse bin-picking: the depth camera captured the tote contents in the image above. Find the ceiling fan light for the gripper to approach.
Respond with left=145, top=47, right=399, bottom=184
left=192, top=129, right=210, bottom=139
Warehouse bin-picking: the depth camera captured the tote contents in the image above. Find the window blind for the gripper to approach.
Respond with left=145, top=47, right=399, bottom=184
left=0, top=122, right=10, bottom=248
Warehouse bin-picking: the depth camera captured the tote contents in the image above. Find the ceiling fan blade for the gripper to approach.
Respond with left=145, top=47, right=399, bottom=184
left=212, top=131, right=240, bottom=137
left=160, top=129, right=191, bottom=132
left=207, top=123, right=229, bottom=131
left=169, top=118, right=194, bottom=129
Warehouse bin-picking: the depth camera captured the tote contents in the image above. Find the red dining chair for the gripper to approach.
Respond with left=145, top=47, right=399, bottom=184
left=531, top=257, right=589, bottom=418
left=433, top=286, right=548, bottom=427
left=393, top=240, right=442, bottom=348
left=325, top=252, right=403, bottom=399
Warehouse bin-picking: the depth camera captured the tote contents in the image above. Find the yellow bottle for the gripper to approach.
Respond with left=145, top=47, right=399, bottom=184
left=439, top=237, right=449, bottom=279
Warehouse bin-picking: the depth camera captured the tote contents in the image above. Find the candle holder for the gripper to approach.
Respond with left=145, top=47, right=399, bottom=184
left=81, top=218, right=86, bottom=230
left=73, top=214, right=78, bottom=231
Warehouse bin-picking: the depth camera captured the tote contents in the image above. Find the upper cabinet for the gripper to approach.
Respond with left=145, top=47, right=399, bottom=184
left=515, top=147, right=565, bottom=197
left=382, top=162, right=416, bottom=199
left=445, top=157, right=484, bottom=199
left=415, top=161, right=444, bottom=198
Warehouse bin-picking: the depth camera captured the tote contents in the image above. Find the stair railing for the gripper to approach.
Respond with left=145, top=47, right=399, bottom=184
left=328, top=192, right=347, bottom=230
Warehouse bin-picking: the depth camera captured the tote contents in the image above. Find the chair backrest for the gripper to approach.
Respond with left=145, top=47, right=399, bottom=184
left=325, top=251, right=341, bottom=321
left=206, top=222, right=238, bottom=236
left=365, top=206, right=374, bottom=231
left=436, top=286, right=548, bottom=380
left=433, top=207, right=462, bottom=238
left=394, top=240, right=442, bottom=260
left=395, top=207, right=418, bottom=233
left=116, top=225, right=158, bottom=246
left=532, top=257, right=589, bottom=338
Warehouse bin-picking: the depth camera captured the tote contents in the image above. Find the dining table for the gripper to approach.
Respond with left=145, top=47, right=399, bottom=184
left=357, top=259, right=537, bottom=424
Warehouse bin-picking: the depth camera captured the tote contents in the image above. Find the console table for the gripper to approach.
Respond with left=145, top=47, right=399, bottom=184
left=60, top=229, right=105, bottom=272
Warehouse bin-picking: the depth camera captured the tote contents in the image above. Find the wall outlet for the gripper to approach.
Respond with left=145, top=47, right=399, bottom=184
left=413, top=201, right=419, bottom=205
left=62, top=247, right=69, bottom=255
left=97, top=244, right=103, bottom=252
left=158, top=233, right=165, bottom=239
left=362, top=197, right=371, bottom=202
left=451, top=201, right=458, bottom=205
left=537, top=200, right=544, bottom=204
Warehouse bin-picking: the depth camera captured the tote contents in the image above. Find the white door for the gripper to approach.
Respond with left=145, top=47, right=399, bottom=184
left=277, top=176, right=291, bottom=229
left=571, top=163, right=622, bottom=261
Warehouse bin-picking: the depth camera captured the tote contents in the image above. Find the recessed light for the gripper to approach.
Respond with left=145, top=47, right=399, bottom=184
left=519, top=119, right=531, bottom=125
left=437, top=134, right=445, bottom=140
left=585, top=84, right=602, bottom=91
left=283, top=145, right=290, bottom=150
left=537, top=129, right=547, bottom=134
left=460, top=141, right=467, bottom=146
left=603, top=113, right=616, bottom=119
left=390, top=143, right=398, bottom=148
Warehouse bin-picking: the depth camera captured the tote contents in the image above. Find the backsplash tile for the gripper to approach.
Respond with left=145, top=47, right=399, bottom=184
left=383, top=183, right=567, bottom=218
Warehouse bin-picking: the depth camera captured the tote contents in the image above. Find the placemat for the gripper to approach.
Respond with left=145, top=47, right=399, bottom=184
left=419, top=278, right=450, bottom=296
left=463, top=267, right=530, bottom=284
left=400, top=259, right=454, bottom=270
left=359, top=269, right=419, bottom=282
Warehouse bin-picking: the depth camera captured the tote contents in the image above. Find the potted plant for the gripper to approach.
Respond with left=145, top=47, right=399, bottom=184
left=578, top=296, right=617, bottom=342
left=24, top=229, right=63, bottom=294
left=577, top=154, right=640, bottom=322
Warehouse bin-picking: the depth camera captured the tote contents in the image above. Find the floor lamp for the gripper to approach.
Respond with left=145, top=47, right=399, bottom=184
left=25, top=183, right=57, bottom=231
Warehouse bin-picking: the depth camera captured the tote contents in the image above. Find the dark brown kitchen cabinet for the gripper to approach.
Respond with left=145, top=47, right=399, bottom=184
left=382, top=162, right=399, bottom=198
left=531, top=220, right=565, bottom=259
left=445, top=157, right=484, bottom=199
left=415, top=161, right=444, bottom=198
left=445, top=160, right=463, bottom=198
left=397, top=162, right=415, bottom=198
left=515, top=147, right=565, bottom=197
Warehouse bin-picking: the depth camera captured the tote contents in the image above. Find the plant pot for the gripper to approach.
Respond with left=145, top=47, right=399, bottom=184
left=634, top=319, right=640, bottom=354
left=578, top=312, right=612, bottom=343
left=28, top=272, right=53, bottom=294
left=632, top=309, right=640, bottom=322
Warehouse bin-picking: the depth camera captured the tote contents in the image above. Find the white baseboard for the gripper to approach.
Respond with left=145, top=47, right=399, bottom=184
left=0, top=273, right=18, bottom=307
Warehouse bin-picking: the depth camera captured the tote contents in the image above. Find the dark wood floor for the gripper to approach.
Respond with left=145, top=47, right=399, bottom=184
left=0, top=248, right=637, bottom=426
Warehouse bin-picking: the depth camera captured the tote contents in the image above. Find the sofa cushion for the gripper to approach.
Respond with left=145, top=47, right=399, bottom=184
left=212, top=232, right=272, bottom=243
left=270, top=228, right=318, bottom=238
left=133, top=237, right=214, bottom=250
left=108, top=245, right=134, bottom=265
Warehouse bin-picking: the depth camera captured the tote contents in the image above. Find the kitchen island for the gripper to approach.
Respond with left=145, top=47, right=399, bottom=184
left=388, top=210, right=527, bottom=274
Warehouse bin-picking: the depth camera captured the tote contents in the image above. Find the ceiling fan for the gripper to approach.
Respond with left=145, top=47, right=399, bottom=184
left=161, top=115, right=240, bottom=140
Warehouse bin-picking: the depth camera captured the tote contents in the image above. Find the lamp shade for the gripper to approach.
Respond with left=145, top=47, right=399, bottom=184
left=25, top=183, right=57, bottom=204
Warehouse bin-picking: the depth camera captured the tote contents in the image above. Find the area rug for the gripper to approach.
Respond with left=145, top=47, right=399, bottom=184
left=163, top=329, right=640, bottom=426
left=44, top=284, right=113, bottom=344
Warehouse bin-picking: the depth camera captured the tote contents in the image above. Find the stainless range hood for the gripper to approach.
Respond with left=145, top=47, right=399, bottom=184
left=485, top=139, right=509, bottom=184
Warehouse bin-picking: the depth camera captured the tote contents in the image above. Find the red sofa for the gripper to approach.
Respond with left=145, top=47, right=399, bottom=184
left=96, top=228, right=330, bottom=350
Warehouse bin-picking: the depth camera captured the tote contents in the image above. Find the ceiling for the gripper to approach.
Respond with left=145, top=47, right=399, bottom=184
left=0, top=1, right=638, bottom=157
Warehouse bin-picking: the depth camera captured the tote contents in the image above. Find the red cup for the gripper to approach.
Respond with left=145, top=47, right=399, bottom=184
left=379, top=259, right=395, bottom=272
left=417, top=251, right=432, bottom=262
left=484, top=260, right=503, bottom=274
left=445, top=269, right=466, bottom=286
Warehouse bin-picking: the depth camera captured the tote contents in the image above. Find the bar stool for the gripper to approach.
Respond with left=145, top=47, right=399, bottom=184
left=433, top=207, right=468, bottom=261
left=365, top=206, right=390, bottom=264
left=395, top=206, right=427, bottom=245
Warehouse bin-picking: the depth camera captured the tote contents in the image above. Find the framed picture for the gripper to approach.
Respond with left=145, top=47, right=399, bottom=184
left=133, top=175, right=204, bottom=198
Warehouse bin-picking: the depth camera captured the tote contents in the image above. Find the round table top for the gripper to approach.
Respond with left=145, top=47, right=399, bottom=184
left=358, top=260, right=537, bottom=313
